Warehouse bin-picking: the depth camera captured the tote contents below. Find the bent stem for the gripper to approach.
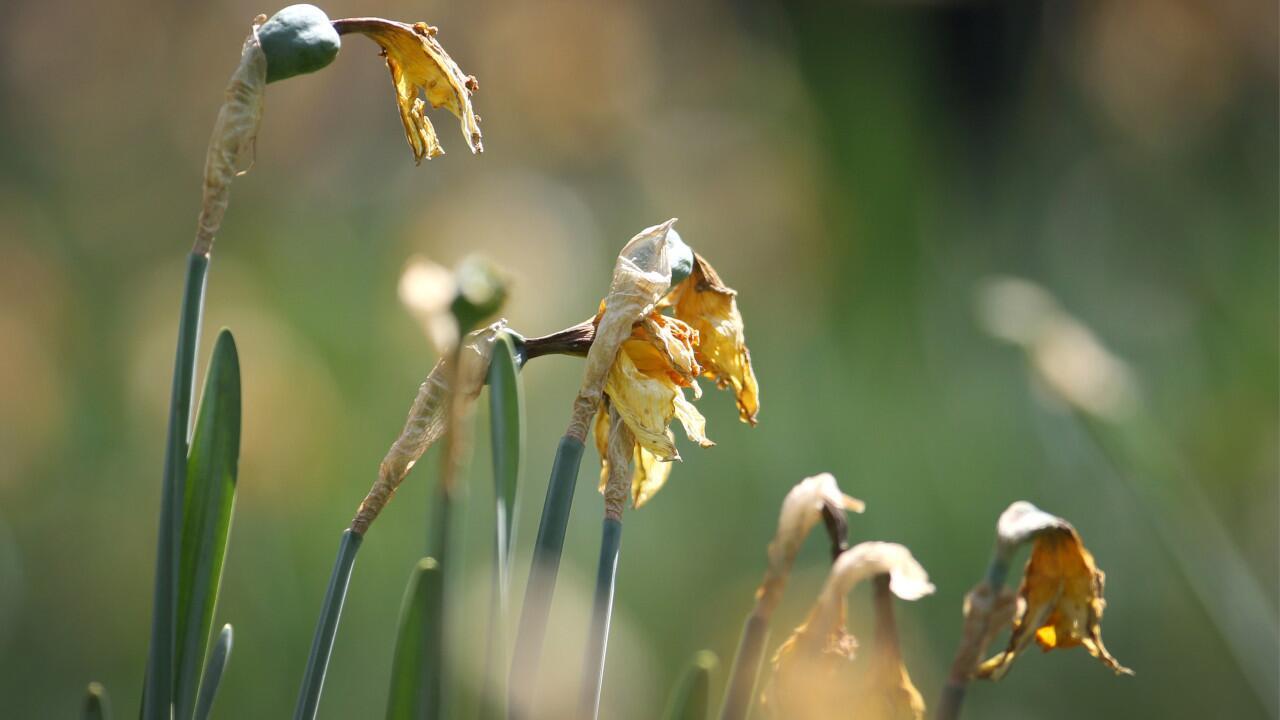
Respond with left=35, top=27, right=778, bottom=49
left=294, top=529, right=364, bottom=720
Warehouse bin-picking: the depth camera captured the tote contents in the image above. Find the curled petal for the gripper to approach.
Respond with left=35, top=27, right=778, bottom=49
left=604, top=349, right=708, bottom=461
left=673, top=253, right=760, bottom=424
left=337, top=18, right=482, bottom=162
left=767, top=473, right=865, bottom=584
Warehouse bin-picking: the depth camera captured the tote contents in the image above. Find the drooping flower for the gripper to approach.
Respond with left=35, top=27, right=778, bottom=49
left=976, top=519, right=1132, bottom=679
left=586, top=221, right=760, bottom=509
left=762, top=542, right=934, bottom=720
left=336, top=18, right=483, bottom=163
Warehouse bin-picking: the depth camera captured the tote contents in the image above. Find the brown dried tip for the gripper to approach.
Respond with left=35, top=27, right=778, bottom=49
left=334, top=18, right=483, bottom=163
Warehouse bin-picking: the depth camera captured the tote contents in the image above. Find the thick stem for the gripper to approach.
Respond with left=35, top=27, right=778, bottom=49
left=578, top=518, right=623, bottom=720
left=509, top=436, right=585, bottom=718
left=521, top=318, right=596, bottom=362
left=143, top=251, right=208, bottom=720
left=294, top=530, right=363, bottom=720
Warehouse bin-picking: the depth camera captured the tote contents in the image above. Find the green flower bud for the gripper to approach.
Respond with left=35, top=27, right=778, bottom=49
left=259, top=4, right=341, bottom=83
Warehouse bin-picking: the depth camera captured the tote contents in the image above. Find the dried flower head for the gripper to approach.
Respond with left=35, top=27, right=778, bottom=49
left=579, top=221, right=759, bottom=509
left=977, top=505, right=1132, bottom=679
left=766, top=474, right=865, bottom=592
left=336, top=18, right=482, bottom=163
left=762, top=542, right=933, bottom=720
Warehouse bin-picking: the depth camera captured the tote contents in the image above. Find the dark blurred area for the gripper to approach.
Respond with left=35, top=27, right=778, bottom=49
left=0, top=0, right=1275, bottom=717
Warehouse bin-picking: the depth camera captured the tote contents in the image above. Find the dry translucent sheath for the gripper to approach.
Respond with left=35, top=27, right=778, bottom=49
left=566, top=220, right=675, bottom=442
left=194, top=19, right=268, bottom=255
left=350, top=322, right=505, bottom=534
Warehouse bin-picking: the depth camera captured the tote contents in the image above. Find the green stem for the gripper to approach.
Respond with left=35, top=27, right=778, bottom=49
left=577, top=518, right=623, bottom=720
left=718, top=612, right=769, bottom=720
left=143, top=251, right=208, bottom=720
left=509, top=435, right=585, bottom=719
left=295, top=529, right=363, bottom=720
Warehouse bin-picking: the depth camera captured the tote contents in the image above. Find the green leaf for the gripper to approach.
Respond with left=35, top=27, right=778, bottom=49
left=663, top=652, right=718, bottom=720
left=144, top=251, right=209, bottom=720
left=83, top=682, right=110, bottom=720
left=487, top=332, right=524, bottom=589
left=386, top=557, right=444, bottom=720
left=175, top=329, right=241, bottom=719
left=578, top=518, right=624, bottom=720
left=193, top=625, right=233, bottom=720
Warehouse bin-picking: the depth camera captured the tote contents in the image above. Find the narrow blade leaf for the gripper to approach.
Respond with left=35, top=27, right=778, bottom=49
left=175, top=329, right=241, bottom=719
left=193, top=625, right=234, bottom=720
left=386, top=557, right=444, bottom=720
left=663, top=652, right=718, bottom=720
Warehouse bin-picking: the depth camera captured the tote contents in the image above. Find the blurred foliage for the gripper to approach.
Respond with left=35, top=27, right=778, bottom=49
left=0, top=0, right=1274, bottom=718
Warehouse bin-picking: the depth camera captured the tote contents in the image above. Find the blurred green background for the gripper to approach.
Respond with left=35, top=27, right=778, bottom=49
left=0, top=0, right=1275, bottom=717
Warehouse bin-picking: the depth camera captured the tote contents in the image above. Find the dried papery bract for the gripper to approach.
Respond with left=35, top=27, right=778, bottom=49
left=350, top=322, right=506, bottom=535
left=194, top=19, right=268, bottom=256
left=567, top=220, right=675, bottom=442
left=334, top=18, right=482, bottom=163
left=762, top=473, right=865, bottom=615
left=762, top=542, right=934, bottom=720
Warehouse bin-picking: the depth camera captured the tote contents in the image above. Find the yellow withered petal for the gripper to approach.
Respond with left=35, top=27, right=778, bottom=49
left=339, top=18, right=483, bottom=163
left=594, top=408, right=674, bottom=509
left=603, top=348, right=712, bottom=462
left=977, top=525, right=1132, bottom=678
left=672, top=254, right=759, bottom=424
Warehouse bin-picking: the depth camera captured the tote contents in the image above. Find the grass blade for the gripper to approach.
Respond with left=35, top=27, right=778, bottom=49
left=83, top=682, right=110, bottom=720
left=176, top=329, right=241, bottom=719
left=718, top=614, right=769, bottom=720
left=509, top=435, right=584, bottom=718
left=663, top=652, right=718, bottom=720
left=144, top=251, right=209, bottom=720
left=295, top=529, right=363, bottom=720
left=194, top=625, right=233, bottom=720
left=385, top=557, right=444, bottom=720
left=577, top=518, right=623, bottom=720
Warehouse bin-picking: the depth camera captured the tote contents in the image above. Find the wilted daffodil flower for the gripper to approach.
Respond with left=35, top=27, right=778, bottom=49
left=976, top=503, right=1132, bottom=679
left=762, top=542, right=934, bottom=720
left=335, top=18, right=483, bottom=163
left=588, top=220, right=760, bottom=508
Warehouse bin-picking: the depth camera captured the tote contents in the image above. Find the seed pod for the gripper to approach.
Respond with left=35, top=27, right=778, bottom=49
left=258, top=4, right=341, bottom=83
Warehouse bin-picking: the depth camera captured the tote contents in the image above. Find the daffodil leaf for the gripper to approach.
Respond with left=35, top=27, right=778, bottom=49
left=662, top=652, right=718, bottom=720
left=175, top=329, right=241, bottom=720
left=386, top=557, right=444, bottom=720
